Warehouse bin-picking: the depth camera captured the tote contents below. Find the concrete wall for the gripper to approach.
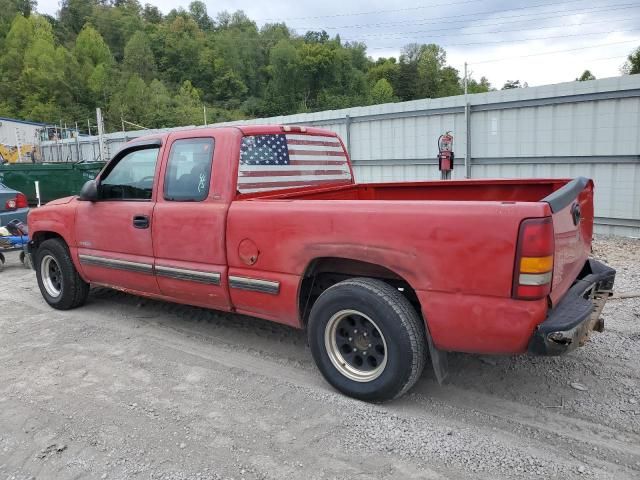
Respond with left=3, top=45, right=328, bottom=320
left=39, top=75, right=640, bottom=236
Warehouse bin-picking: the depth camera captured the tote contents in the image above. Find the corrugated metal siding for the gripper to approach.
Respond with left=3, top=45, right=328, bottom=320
left=39, top=75, right=640, bottom=236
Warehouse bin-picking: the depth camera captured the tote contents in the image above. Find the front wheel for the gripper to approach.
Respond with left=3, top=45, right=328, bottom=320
left=308, top=278, right=426, bottom=402
left=35, top=238, right=89, bottom=310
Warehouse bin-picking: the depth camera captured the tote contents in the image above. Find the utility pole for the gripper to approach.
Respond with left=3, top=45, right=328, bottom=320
left=464, top=62, right=468, bottom=95
left=96, top=108, right=106, bottom=162
left=14, top=128, right=22, bottom=162
left=87, top=119, right=91, bottom=136
left=464, top=62, right=471, bottom=179
left=75, top=122, right=81, bottom=162
left=203, top=105, right=207, bottom=126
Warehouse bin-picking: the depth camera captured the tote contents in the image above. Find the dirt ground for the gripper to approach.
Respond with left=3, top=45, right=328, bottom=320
left=1, top=236, right=639, bottom=480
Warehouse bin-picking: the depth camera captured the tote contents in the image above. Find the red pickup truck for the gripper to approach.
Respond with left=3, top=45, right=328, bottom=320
left=27, top=125, right=615, bottom=401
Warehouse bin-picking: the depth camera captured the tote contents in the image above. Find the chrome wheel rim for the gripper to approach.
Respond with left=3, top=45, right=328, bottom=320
left=41, top=254, right=62, bottom=298
left=324, top=309, right=388, bottom=382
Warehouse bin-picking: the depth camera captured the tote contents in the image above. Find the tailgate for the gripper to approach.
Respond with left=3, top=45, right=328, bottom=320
left=543, top=177, right=594, bottom=306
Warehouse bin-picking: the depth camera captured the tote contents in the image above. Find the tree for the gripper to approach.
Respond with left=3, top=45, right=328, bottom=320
left=188, top=1, right=211, bottom=31
left=90, top=2, right=143, bottom=62
left=576, top=70, right=595, bottom=81
left=123, top=30, right=156, bottom=82
left=173, top=80, right=203, bottom=126
left=304, top=30, right=329, bottom=44
left=147, top=79, right=173, bottom=127
left=58, top=0, right=96, bottom=37
left=367, top=57, right=398, bottom=86
left=152, top=15, right=204, bottom=86
left=18, top=16, right=73, bottom=122
left=0, top=0, right=37, bottom=46
left=14, top=0, right=36, bottom=16
left=467, top=76, right=491, bottom=93
left=108, top=73, right=152, bottom=127
left=74, top=25, right=113, bottom=109
left=74, top=25, right=113, bottom=68
left=370, top=78, right=394, bottom=104
left=502, top=79, right=528, bottom=89
left=0, top=4, right=519, bottom=130
left=142, top=3, right=162, bottom=24
left=622, top=46, right=640, bottom=75
left=263, top=39, right=300, bottom=115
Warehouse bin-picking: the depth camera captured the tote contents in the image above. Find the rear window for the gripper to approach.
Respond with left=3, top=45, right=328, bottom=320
left=238, top=133, right=351, bottom=194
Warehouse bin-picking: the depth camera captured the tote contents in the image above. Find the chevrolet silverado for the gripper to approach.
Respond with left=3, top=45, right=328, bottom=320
left=27, top=125, right=615, bottom=401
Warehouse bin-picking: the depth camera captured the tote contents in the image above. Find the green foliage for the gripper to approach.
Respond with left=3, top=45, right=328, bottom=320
left=174, top=80, right=203, bottom=125
left=123, top=30, right=155, bottom=81
left=0, top=0, right=35, bottom=49
left=370, top=78, right=395, bottom=104
left=466, top=76, right=491, bottom=94
left=0, top=6, right=498, bottom=132
left=622, top=46, right=640, bottom=75
left=58, top=0, right=97, bottom=37
left=501, top=79, right=528, bottom=90
left=576, top=70, right=596, bottom=81
left=188, top=1, right=211, bottom=31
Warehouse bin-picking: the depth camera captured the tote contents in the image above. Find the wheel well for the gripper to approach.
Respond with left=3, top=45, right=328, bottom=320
left=299, top=257, right=422, bottom=327
left=31, top=231, right=65, bottom=250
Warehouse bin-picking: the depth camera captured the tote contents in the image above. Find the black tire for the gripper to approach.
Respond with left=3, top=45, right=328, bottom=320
left=35, top=238, right=90, bottom=310
left=308, top=277, right=426, bottom=402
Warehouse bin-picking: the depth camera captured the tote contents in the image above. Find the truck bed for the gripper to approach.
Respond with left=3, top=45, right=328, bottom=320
left=229, top=176, right=594, bottom=353
left=248, top=178, right=571, bottom=203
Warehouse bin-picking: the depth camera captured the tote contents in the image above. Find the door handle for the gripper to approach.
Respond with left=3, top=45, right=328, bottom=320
left=133, top=215, right=150, bottom=229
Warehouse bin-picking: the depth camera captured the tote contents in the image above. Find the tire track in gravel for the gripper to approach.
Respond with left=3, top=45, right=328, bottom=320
left=146, top=315, right=640, bottom=469
left=78, top=290, right=637, bottom=478
left=4, top=238, right=640, bottom=479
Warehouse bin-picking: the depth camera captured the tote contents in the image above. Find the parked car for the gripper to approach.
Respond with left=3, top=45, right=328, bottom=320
left=26, top=126, right=615, bottom=401
left=0, top=182, right=28, bottom=227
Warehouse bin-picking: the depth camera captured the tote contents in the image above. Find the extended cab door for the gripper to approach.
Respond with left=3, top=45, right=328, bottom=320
left=151, top=132, right=231, bottom=310
left=75, top=140, right=162, bottom=294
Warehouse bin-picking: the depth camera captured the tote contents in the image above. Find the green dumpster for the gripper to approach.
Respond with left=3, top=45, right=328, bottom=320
left=0, top=162, right=106, bottom=205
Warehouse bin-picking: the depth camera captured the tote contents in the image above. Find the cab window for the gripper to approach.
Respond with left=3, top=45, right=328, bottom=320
left=100, top=147, right=159, bottom=200
left=164, top=138, right=214, bottom=202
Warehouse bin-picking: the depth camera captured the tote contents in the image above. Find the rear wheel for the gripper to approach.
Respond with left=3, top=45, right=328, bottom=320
left=308, top=278, right=426, bottom=402
left=35, top=238, right=89, bottom=310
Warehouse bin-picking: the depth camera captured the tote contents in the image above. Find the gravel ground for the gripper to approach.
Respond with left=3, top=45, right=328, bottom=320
left=0, top=235, right=639, bottom=479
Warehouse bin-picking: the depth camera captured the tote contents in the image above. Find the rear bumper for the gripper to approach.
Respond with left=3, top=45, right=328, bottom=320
left=0, top=207, right=28, bottom=226
left=528, top=259, right=616, bottom=356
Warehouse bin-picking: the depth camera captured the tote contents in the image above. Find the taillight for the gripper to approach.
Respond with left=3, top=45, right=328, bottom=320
left=5, top=193, right=27, bottom=210
left=513, top=217, right=554, bottom=300
left=15, top=193, right=28, bottom=208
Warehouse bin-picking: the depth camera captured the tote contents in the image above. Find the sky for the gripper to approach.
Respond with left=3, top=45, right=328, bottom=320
left=37, top=0, right=640, bottom=89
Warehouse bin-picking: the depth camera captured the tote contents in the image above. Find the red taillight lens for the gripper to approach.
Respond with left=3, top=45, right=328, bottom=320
left=5, top=193, right=27, bottom=210
left=513, top=217, right=555, bottom=300
left=15, top=193, right=28, bottom=208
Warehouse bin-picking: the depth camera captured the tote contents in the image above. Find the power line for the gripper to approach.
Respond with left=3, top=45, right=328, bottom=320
left=342, top=9, right=640, bottom=41
left=470, top=39, right=639, bottom=64
left=289, top=1, right=637, bottom=31
left=587, top=54, right=632, bottom=63
left=366, top=29, right=640, bottom=51
left=265, top=0, right=588, bottom=22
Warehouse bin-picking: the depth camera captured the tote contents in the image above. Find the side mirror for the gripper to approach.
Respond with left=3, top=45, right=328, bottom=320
left=78, top=180, right=98, bottom=202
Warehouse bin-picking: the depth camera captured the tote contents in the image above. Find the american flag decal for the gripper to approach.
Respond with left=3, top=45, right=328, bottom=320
left=238, top=134, right=351, bottom=193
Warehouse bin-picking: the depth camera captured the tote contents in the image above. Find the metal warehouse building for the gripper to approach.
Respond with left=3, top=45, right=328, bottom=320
left=39, top=75, right=640, bottom=236
left=0, top=116, right=45, bottom=157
